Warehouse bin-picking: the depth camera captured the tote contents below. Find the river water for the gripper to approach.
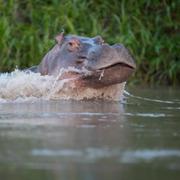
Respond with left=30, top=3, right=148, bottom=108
left=0, top=72, right=180, bottom=180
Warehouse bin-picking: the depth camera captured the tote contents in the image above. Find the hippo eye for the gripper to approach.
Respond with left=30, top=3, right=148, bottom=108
left=67, top=39, right=80, bottom=51
left=68, top=42, right=73, bottom=46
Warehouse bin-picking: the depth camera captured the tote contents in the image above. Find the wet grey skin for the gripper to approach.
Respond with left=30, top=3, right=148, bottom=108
left=27, top=33, right=136, bottom=88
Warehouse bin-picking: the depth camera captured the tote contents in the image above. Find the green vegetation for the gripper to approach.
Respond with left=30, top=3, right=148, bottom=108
left=0, top=0, right=179, bottom=85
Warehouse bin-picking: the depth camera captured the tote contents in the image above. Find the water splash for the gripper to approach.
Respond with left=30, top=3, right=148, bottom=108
left=0, top=69, right=54, bottom=100
left=0, top=69, right=125, bottom=102
left=99, top=69, right=105, bottom=80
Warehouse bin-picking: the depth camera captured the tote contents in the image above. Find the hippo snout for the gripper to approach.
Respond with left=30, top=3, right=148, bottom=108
left=85, top=43, right=136, bottom=71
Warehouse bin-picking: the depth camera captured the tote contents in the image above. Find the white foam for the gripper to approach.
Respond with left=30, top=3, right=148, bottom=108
left=0, top=69, right=54, bottom=101
left=0, top=69, right=125, bottom=102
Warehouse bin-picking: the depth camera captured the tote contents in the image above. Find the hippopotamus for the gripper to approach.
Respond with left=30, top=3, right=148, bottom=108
left=27, top=33, right=136, bottom=100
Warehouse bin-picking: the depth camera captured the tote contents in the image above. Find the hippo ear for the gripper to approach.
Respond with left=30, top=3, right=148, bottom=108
left=55, top=32, right=64, bottom=45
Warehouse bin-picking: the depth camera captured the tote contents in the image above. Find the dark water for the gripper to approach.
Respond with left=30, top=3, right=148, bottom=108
left=0, top=87, right=180, bottom=180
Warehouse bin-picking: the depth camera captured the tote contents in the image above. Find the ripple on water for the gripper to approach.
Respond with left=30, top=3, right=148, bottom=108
left=31, top=148, right=180, bottom=163
left=121, top=149, right=180, bottom=163
left=162, top=107, right=180, bottom=110
left=124, top=112, right=171, bottom=118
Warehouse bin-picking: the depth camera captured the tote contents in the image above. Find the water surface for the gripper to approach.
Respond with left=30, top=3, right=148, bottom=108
left=0, top=87, right=180, bottom=180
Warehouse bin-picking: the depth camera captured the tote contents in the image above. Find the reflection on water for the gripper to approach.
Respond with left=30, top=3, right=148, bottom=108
left=0, top=87, right=180, bottom=180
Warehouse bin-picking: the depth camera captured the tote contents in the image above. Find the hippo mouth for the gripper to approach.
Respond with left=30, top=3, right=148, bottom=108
left=58, top=59, right=135, bottom=88
left=74, top=61, right=135, bottom=88
left=64, top=62, right=133, bottom=75
left=98, top=62, right=135, bottom=71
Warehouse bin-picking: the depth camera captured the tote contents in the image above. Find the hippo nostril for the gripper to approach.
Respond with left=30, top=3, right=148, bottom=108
left=76, top=57, right=85, bottom=64
left=78, top=55, right=87, bottom=59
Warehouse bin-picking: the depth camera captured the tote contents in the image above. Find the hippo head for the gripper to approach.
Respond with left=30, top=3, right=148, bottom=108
left=38, top=33, right=136, bottom=90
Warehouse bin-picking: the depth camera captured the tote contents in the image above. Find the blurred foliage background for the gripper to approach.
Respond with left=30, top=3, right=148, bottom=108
left=0, top=0, right=179, bottom=85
